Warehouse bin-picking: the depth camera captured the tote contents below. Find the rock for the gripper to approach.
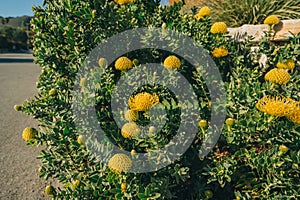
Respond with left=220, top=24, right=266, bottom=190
left=228, top=19, right=300, bottom=42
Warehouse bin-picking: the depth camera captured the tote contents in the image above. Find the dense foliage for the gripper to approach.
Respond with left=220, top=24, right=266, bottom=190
left=18, top=0, right=299, bottom=199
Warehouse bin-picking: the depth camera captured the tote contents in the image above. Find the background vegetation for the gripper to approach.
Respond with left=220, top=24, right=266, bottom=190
left=182, top=0, right=300, bottom=27
left=0, top=16, right=32, bottom=50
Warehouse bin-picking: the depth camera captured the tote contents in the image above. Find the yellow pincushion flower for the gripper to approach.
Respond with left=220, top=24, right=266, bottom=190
left=210, top=22, right=227, bottom=34
left=212, top=46, right=229, bottom=58
left=125, top=110, right=138, bottom=121
left=264, top=101, right=289, bottom=117
left=115, top=56, right=133, bottom=70
left=194, top=6, right=211, bottom=20
left=114, top=0, right=135, bottom=5
left=256, top=96, right=295, bottom=117
left=276, top=60, right=295, bottom=70
left=198, top=6, right=211, bottom=17
left=264, top=15, right=280, bottom=25
left=128, top=92, right=159, bottom=111
left=286, top=102, right=300, bottom=124
left=22, top=127, right=38, bottom=141
left=264, top=68, right=290, bottom=84
left=108, top=153, right=132, bottom=173
left=121, top=122, right=141, bottom=138
left=164, top=55, right=181, bottom=69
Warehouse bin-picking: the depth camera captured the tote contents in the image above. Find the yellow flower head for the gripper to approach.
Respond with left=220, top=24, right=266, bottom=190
left=125, top=110, right=138, bottom=121
left=199, top=6, right=211, bottom=17
left=22, top=127, right=38, bottom=141
left=256, top=96, right=295, bottom=117
left=98, top=58, right=108, bottom=67
left=210, top=22, right=227, bottom=34
left=286, top=102, right=300, bottom=124
left=264, top=68, right=290, bottom=84
left=108, top=153, right=132, bottom=173
left=264, top=15, right=280, bottom=25
left=115, top=56, right=133, bottom=70
left=121, top=122, right=141, bottom=138
left=194, top=6, right=211, bottom=20
left=128, top=92, right=159, bottom=111
left=114, top=0, right=135, bottom=5
left=164, top=55, right=181, bottom=69
left=276, top=60, right=295, bottom=70
left=212, top=46, right=229, bottom=58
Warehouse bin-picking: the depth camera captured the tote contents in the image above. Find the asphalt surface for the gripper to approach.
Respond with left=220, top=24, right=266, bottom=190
left=0, top=54, right=50, bottom=199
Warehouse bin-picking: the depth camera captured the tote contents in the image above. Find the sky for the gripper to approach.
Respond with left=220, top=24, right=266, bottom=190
left=0, top=0, right=169, bottom=18
left=0, top=0, right=44, bottom=17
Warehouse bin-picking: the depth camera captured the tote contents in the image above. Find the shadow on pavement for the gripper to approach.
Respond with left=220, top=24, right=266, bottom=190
left=0, top=58, right=34, bottom=63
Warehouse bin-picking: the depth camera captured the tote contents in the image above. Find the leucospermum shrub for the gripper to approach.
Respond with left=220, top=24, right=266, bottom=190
left=19, top=0, right=299, bottom=199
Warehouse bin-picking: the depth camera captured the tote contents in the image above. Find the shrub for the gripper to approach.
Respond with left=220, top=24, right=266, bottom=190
left=20, top=0, right=299, bottom=199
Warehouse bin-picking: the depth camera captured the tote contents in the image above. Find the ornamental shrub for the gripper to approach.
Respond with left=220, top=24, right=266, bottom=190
left=20, top=0, right=299, bottom=199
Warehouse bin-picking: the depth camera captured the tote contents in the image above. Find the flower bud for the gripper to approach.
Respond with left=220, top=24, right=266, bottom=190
left=279, top=145, right=288, bottom=153
left=45, top=185, right=55, bottom=195
left=149, top=126, right=156, bottom=134
left=49, top=88, right=56, bottom=96
left=14, top=104, right=22, bottom=111
left=121, top=182, right=127, bottom=192
left=225, top=118, right=235, bottom=126
left=71, top=180, right=80, bottom=189
left=131, top=149, right=136, bottom=156
left=198, top=120, right=208, bottom=128
left=98, top=58, right=108, bottom=67
left=77, top=135, right=85, bottom=145
left=204, top=190, right=213, bottom=199
left=80, top=78, right=87, bottom=87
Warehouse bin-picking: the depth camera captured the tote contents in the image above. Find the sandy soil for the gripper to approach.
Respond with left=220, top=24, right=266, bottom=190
left=0, top=55, right=51, bottom=199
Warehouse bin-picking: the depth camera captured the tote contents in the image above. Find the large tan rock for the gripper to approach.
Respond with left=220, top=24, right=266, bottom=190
left=228, top=19, right=300, bottom=42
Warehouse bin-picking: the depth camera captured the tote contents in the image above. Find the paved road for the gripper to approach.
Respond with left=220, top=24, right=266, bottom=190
left=0, top=55, right=50, bottom=199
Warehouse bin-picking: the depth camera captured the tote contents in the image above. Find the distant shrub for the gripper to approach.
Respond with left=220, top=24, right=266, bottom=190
left=0, top=26, right=28, bottom=49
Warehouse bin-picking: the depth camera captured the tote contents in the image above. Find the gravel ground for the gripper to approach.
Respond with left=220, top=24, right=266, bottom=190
left=0, top=55, right=51, bottom=200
